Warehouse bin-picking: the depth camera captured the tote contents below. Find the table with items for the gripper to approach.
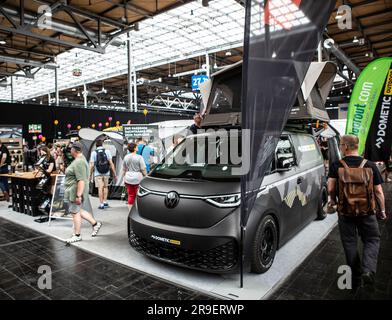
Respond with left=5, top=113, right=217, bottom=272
left=0, top=172, right=57, bottom=216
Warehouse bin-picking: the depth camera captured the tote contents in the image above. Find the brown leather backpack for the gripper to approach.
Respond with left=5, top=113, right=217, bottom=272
left=337, top=159, right=376, bottom=216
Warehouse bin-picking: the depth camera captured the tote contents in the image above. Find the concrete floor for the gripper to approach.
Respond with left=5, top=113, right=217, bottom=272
left=0, top=196, right=337, bottom=300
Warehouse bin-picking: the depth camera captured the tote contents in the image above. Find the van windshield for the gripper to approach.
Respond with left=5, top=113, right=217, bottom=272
left=150, top=134, right=242, bottom=182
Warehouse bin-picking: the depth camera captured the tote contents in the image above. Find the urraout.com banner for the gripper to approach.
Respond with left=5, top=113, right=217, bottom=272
left=346, top=57, right=392, bottom=158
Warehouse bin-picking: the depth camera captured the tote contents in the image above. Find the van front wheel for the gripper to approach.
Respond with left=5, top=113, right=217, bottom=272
left=250, top=215, right=278, bottom=274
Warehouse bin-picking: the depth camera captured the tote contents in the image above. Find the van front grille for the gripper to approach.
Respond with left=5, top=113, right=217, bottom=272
left=129, top=231, right=238, bottom=272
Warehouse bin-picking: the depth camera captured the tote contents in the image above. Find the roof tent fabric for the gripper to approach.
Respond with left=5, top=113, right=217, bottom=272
left=199, top=60, right=335, bottom=125
left=290, top=61, right=337, bottom=121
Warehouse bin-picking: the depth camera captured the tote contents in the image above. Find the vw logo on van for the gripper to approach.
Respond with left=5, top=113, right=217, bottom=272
left=165, top=191, right=180, bottom=209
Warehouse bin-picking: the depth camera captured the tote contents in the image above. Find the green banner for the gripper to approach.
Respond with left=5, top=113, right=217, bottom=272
left=346, top=57, right=392, bottom=155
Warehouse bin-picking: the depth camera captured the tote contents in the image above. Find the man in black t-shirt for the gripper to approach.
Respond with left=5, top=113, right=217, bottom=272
left=328, top=135, right=386, bottom=290
left=0, top=140, right=11, bottom=201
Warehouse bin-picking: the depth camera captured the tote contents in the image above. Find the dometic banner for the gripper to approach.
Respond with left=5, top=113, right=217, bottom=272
left=364, top=58, right=392, bottom=161
left=346, top=57, right=392, bottom=156
left=240, top=0, right=334, bottom=285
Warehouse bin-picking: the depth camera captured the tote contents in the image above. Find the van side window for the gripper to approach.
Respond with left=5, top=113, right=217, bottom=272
left=275, top=136, right=296, bottom=170
left=291, top=134, right=323, bottom=166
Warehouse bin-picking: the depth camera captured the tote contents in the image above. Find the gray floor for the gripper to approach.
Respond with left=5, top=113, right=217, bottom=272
left=0, top=197, right=337, bottom=300
left=0, top=217, right=213, bottom=300
left=269, top=183, right=392, bottom=300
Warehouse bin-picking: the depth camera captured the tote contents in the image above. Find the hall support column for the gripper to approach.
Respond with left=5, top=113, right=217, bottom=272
left=10, top=76, right=14, bottom=103
left=127, top=32, right=133, bottom=111
left=55, top=62, right=59, bottom=106
left=83, top=83, right=87, bottom=107
left=133, top=43, right=137, bottom=112
left=318, top=41, right=323, bottom=62
left=205, top=53, right=210, bottom=78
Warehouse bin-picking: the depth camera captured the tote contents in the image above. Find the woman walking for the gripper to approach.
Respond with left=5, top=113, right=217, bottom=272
left=123, top=142, right=147, bottom=211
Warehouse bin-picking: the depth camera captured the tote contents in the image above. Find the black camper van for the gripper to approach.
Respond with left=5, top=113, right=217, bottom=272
left=128, top=61, right=338, bottom=274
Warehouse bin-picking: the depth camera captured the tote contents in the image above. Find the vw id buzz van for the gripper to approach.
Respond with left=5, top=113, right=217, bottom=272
left=128, top=61, right=337, bottom=274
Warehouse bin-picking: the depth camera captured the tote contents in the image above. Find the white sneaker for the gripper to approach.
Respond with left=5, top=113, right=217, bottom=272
left=92, top=221, right=102, bottom=237
left=65, top=234, right=82, bottom=244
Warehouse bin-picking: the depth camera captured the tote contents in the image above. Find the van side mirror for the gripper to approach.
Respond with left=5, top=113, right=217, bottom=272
left=276, top=157, right=294, bottom=172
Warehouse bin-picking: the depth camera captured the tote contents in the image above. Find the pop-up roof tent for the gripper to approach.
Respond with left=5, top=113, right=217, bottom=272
left=79, top=128, right=125, bottom=199
left=199, top=60, right=337, bottom=126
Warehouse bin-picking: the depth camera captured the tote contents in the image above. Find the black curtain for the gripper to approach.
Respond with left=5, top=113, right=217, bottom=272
left=0, top=103, right=191, bottom=145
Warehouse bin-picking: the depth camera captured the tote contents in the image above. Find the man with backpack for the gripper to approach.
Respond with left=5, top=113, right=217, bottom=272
left=90, top=139, right=116, bottom=209
left=328, top=135, right=386, bottom=291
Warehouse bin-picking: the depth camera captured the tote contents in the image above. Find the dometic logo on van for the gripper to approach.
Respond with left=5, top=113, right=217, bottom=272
left=150, top=235, right=181, bottom=246
left=384, top=69, right=392, bottom=95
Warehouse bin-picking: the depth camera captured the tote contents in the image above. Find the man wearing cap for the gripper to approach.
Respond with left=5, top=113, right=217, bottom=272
left=64, top=142, right=102, bottom=243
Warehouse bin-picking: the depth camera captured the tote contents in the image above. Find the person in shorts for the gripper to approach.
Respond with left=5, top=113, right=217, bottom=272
left=89, top=139, right=116, bottom=209
left=64, top=142, right=102, bottom=244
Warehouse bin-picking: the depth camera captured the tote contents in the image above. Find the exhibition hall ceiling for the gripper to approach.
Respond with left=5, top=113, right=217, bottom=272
left=326, top=0, right=392, bottom=69
left=0, top=0, right=192, bottom=73
left=0, top=0, right=391, bottom=109
left=0, top=0, right=244, bottom=103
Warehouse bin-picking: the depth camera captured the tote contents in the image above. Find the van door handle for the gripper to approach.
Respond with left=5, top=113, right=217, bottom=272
left=297, top=177, right=304, bottom=185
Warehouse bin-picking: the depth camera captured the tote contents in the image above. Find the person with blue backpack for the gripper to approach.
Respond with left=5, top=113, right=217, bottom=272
left=89, top=139, right=116, bottom=209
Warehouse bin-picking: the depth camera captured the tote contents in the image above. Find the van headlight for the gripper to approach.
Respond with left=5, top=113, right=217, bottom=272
left=137, top=185, right=150, bottom=197
left=205, top=194, right=241, bottom=208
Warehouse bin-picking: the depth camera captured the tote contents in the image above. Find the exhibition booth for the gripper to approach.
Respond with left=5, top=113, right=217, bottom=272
left=0, top=69, right=342, bottom=299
